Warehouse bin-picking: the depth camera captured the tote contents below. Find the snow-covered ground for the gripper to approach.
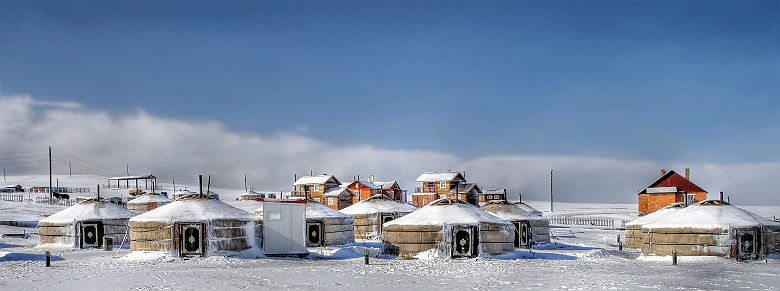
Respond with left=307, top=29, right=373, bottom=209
left=1, top=175, right=780, bottom=289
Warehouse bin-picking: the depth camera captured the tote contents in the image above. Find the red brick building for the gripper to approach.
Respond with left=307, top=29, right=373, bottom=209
left=637, top=169, right=707, bottom=215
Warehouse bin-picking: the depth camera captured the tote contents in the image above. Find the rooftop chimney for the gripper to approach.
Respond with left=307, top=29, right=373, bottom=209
left=720, top=191, right=724, bottom=203
left=685, top=168, right=690, bottom=180
left=660, top=169, right=666, bottom=177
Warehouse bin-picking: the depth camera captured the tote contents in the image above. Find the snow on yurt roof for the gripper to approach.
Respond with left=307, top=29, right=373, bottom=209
left=626, top=203, right=686, bottom=227
left=480, top=201, right=546, bottom=222
left=340, top=195, right=417, bottom=215
left=130, top=197, right=252, bottom=223
left=642, top=200, right=780, bottom=229
left=39, top=201, right=137, bottom=224
left=127, top=194, right=173, bottom=204
left=226, top=199, right=264, bottom=213
left=384, top=198, right=510, bottom=227
left=307, top=200, right=352, bottom=219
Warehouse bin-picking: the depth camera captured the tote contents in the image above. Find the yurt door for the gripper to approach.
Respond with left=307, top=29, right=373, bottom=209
left=80, top=221, right=103, bottom=248
left=736, top=229, right=758, bottom=261
left=180, top=223, right=204, bottom=257
left=307, top=222, right=323, bottom=247
left=517, top=222, right=531, bottom=248
left=380, top=214, right=396, bottom=228
left=452, top=226, right=476, bottom=258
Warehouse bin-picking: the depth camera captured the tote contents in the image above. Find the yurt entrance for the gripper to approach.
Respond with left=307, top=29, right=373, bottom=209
left=513, top=221, right=531, bottom=248
left=80, top=221, right=103, bottom=248
left=379, top=213, right=396, bottom=234
left=736, top=229, right=759, bottom=261
left=307, top=222, right=323, bottom=247
left=452, top=225, right=477, bottom=258
left=179, top=223, right=204, bottom=257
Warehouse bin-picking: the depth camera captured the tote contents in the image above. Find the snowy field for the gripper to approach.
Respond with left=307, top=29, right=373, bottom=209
left=1, top=175, right=780, bottom=290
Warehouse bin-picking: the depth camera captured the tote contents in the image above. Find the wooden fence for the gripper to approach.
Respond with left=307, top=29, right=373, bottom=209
left=0, top=193, right=24, bottom=202
left=33, top=196, right=77, bottom=206
left=548, top=216, right=625, bottom=228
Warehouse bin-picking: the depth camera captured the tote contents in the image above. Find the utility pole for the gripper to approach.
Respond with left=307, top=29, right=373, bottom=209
left=48, top=146, right=53, bottom=200
left=68, top=161, right=72, bottom=177
left=244, top=174, right=248, bottom=193
left=2, top=168, right=5, bottom=183
left=550, top=169, right=554, bottom=212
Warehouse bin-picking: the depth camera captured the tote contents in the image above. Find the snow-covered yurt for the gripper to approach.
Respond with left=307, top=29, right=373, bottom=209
left=38, top=200, right=137, bottom=248
left=382, top=197, right=515, bottom=258
left=127, top=193, right=173, bottom=214
left=227, top=199, right=265, bottom=248
left=256, top=199, right=354, bottom=247
left=340, top=194, right=418, bottom=239
left=624, top=202, right=686, bottom=249
left=128, top=196, right=254, bottom=257
left=640, top=200, right=780, bottom=260
left=481, top=200, right=550, bottom=247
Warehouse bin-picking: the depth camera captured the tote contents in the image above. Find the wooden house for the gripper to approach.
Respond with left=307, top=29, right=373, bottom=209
left=323, top=186, right=354, bottom=210
left=479, top=189, right=507, bottom=206
left=346, top=178, right=407, bottom=203
left=412, top=171, right=480, bottom=207
left=637, top=168, right=707, bottom=215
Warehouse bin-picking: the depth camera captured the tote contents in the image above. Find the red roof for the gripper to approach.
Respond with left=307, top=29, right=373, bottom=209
left=639, top=170, right=707, bottom=194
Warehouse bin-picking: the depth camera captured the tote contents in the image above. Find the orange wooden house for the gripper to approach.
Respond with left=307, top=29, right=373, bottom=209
left=411, top=171, right=481, bottom=207
left=345, top=178, right=406, bottom=204
left=637, top=168, right=707, bottom=215
left=292, top=174, right=354, bottom=210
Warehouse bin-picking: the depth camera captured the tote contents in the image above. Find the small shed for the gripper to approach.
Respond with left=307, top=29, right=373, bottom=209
left=624, top=202, right=686, bottom=249
left=38, top=200, right=137, bottom=248
left=481, top=201, right=550, bottom=247
left=339, top=194, right=418, bottom=239
left=382, top=197, right=515, bottom=258
left=256, top=199, right=354, bottom=247
left=262, top=200, right=308, bottom=257
left=127, top=193, right=173, bottom=214
left=128, top=196, right=254, bottom=257
left=640, top=200, right=780, bottom=260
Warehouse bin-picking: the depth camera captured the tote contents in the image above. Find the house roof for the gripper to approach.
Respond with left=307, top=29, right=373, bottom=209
left=415, top=171, right=466, bottom=182
left=347, top=180, right=399, bottom=190
left=449, top=183, right=481, bottom=194
left=481, top=189, right=505, bottom=195
left=323, top=187, right=352, bottom=197
left=293, top=174, right=341, bottom=186
left=638, top=170, right=707, bottom=195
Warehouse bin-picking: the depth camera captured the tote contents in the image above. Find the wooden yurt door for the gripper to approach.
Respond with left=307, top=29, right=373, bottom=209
left=306, top=222, right=323, bottom=247
left=80, top=221, right=103, bottom=248
left=736, top=229, right=758, bottom=261
left=179, top=223, right=204, bottom=257
left=452, top=226, right=476, bottom=258
left=379, top=214, right=396, bottom=233
left=514, top=221, right=531, bottom=248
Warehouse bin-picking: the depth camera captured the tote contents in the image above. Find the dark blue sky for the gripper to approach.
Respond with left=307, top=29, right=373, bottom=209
left=2, top=0, right=779, bottom=162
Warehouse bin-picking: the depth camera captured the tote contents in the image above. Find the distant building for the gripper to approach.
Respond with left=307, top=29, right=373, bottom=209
left=637, top=168, right=707, bottom=215
left=479, top=189, right=507, bottom=206
left=292, top=174, right=353, bottom=210
left=411, top=171, right=480, bottom=207
left=345, top=177, right=407, bottom=203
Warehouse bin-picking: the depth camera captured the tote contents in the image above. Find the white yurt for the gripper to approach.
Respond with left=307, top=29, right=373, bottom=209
left=255, top=199, right=354, bottom=247
left=624, top=202, right=687, bottom=249
left=382, top=197, right=515, bottom=258
left=481, top=201, right=550, bottom=247
left=38, top=200, right=137, bottom=248
left=128, top=196, right=254, bottom=257
left=127, top=193, right=173, bottom=214
left=340, top=194, right=418, bottom=239
left=640, top=200, right=780, bottom=260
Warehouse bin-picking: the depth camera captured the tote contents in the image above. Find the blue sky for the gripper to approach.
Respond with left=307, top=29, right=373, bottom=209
left=2, top=0, right=779, bottom=163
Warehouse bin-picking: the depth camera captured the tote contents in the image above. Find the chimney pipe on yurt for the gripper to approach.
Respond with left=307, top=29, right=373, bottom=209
left=199, top=175, right=203, bottom=198
left=720, top=191, right=724, bottom=203
left=244, top=174, right=248, bottom=193
left=207, top=175, right=211, bottom=198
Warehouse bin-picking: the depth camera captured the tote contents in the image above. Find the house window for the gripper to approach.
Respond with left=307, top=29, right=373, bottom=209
left=328, top=197, right=334, bottom=205
left=355, top=190, right=361, bottom=200
left=314, top=198, right=321, bottom=202
left=314, top=184, right=320, bottom=191
left=439, top=182, right=446, bottom=189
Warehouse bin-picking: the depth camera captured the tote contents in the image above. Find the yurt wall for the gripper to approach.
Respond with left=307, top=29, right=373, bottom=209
left=305, top=201, right=354, bottom=247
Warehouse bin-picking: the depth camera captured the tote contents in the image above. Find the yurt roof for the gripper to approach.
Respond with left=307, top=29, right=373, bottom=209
left=130, top=197, right=252, bottom=223
left=625, top=202, right=686, bottom=226
left=642, top=200, right=780, bottom=229
left=127, top=193, right=173, bottom=204
left=306, top=200, right=352, bottom=219
left=513, top=202, right=543, bottom=215
left=39, top=201, right=137, bottom=224
left=480, top=201, right=546, bottom=222
left=340, top=194, right=417, bottom=215
left=384, top=197, right=511, bottom=227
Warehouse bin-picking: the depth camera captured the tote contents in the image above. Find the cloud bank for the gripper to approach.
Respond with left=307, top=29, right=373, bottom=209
left=1, top=95, right=779, bottom=206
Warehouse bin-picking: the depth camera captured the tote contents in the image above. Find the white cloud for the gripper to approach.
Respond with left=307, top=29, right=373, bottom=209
left=1, top=95, right=779, bottom=206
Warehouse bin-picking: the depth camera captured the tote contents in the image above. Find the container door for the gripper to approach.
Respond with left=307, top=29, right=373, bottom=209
left=81, top=222, right=102, bottom=248
left=180, top=223, right=204, bottom=256
left=307, top=222, right=322, bottom=247
left=452, top=226, right=476, bottom=258
left=736, top=229, right=758, bottom=261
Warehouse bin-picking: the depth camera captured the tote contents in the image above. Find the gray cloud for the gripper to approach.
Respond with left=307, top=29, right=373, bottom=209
left=1, top=95, right=778, bottom=206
